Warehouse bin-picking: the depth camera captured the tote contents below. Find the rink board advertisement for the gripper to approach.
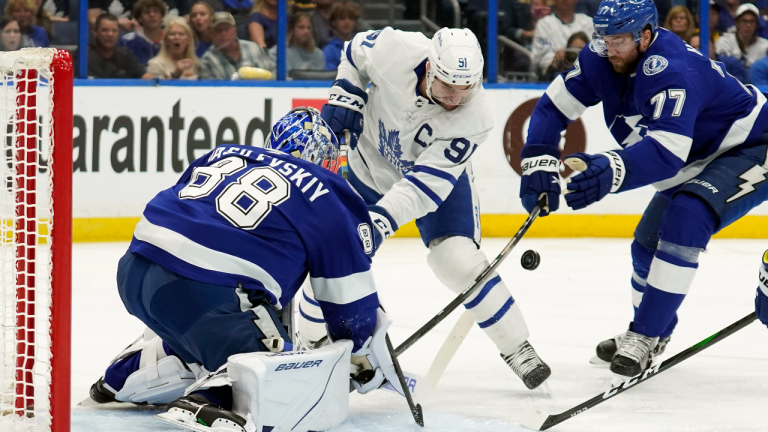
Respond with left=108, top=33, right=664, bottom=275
left=70, top=84, right=768, bottom=240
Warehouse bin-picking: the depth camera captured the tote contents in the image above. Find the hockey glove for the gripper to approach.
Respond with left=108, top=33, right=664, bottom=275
left=321, top=79, right=367, bottom=150
left=564, top=150, right=626, bottom=210
left=520, top=144, right=561, bottom=216
left=368, top=205, right=398, bottom=257
left=756, top=250, right=768, bottom=328
left=350, top=309, right=403, bottom=395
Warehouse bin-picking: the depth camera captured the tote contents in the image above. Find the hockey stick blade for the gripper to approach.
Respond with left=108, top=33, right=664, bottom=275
left=519, top=312, right=757, bottom=431
left=395, top=194, right=546, bottom=357
left=386, top=334, right=424, bottom=427
left=427, top=310, right=474, bottom=389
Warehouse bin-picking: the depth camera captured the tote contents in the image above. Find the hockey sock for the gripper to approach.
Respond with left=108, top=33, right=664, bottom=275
left=633, top=194, right=716, bottom=337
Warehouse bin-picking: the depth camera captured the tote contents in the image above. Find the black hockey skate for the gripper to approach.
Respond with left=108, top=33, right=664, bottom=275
left=595, top=323, right=670, bottom=364
left=89, top=377, right=117, bottom=404
left=610, top=329, right=660, bottom=377
left=501, top=341, right=551, bottom=390
left=158, top=393, right=247, bottom=432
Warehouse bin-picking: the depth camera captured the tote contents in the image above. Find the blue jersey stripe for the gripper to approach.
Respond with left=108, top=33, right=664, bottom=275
left=405, top=175, right=443, bottom=206
left=411, top=165, right=457, bottom=185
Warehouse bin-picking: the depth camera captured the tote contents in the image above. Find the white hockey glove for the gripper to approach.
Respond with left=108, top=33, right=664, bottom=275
left=367, top=205, right=398, bottom=257
left=350, top=308, right=404, bottom=396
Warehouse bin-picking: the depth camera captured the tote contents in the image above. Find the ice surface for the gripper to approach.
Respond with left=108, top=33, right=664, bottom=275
left=71, top=238, right=768, bottom=431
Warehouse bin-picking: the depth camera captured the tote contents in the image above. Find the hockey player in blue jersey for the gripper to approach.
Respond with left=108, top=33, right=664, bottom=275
left=757, top=250, right=768, bottom=329
left=87, top=108, right=404, bottom=432
left=520, top=0, right=768, bottom=377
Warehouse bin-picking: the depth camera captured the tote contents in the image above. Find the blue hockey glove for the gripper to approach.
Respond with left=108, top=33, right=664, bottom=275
left=368, top=205, right=398, bottom=257
left=519, top=144, right=561, bottom=216
left=564, top=151, right=626, bottom=210
left=321, top=79, right=367, bottom=150
left=756, top=250, right=768, bottom=328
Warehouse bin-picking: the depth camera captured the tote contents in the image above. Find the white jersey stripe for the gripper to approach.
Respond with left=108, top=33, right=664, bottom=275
left=546, top=75, right=588, bottom=120
left=653, top=89, right=767, bottom=191
left=647, top=130, right=693, bottom=162
left=133, top=216, right=284, bottom=305
left=310, top=270, right=377, bottom=305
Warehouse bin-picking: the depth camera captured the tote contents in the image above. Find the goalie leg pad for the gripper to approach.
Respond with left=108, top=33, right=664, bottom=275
left=427, top=236, right=530, bottom=354
left=228, top=340, right=354, bottom=432
left=112, top=335, right=198, bottom=405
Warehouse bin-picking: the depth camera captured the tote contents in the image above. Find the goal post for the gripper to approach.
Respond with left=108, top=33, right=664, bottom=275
left=0, top=48, right=73, bottom=432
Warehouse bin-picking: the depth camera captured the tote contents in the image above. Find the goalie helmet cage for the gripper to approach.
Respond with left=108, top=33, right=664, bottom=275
left=0, top=49, right=73, bottom=432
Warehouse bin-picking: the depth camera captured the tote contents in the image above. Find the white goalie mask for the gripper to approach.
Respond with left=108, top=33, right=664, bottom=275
left=426, top=28, right=484, bottom=108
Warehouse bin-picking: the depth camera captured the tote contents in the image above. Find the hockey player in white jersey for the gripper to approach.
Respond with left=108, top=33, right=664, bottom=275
left=297, top=27, right=551, bottom=391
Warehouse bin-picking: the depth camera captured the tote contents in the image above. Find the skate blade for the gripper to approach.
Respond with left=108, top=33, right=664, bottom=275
left=156, top=412, right=226, bottom=432
left=589, top=355, right=610, bottom=366
left=519, top=407, right=552, bottom=431
left=536, top=381, right=552, bottom=398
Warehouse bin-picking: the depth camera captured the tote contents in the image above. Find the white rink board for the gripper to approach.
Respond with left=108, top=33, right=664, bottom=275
left=71, top=85, right=768, bottom=218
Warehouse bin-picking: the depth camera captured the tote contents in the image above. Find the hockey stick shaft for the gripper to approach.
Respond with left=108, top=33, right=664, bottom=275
left=394, top=194, right=547, bottom=357
left=386, top=334, right=424, bottom=427
left=523, top=312, right=757, bottom=431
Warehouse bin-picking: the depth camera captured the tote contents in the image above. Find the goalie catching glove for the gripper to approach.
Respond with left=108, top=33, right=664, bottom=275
left=350, top=308, right=404, bottom=396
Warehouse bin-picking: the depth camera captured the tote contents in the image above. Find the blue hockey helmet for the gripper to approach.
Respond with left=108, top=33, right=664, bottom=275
left=265, top=107, right=342, bottom=173
left=592, top=0, right=658, bottom=53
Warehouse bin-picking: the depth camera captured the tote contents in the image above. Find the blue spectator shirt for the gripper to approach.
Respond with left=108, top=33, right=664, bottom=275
left=119, top=29, right=162, bottom=65
left=196, top=40, right=211, bottom=57
left=751, top=55, right=768, bottom=86
left=323, top=36, right=344, bottom=70
left=27, top=26, right=49, bottom=47
left=247, top=12, right=277, bottom=49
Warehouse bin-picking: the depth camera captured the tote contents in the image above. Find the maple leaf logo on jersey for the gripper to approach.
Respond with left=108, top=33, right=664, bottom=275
left=377, top=120, right=414, bottom=173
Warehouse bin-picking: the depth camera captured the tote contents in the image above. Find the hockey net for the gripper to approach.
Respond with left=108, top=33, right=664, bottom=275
left=0, top=48, right=73, bottom=432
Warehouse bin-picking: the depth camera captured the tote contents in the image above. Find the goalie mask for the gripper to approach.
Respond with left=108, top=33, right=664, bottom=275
left=426, top=28, right=484, bottom=107
left=265, top=107, right=342, bottom=174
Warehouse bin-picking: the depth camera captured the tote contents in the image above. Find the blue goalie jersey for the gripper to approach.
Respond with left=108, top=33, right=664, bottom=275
left=528, top=28, right=768, bottom=193
left=128, top=144, right=379, bottom=350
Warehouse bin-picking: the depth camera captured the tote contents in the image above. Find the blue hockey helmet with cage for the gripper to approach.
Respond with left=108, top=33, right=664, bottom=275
left=265, top=107, right=342, bottom=174
left=593, top=0, right=658, bottom=42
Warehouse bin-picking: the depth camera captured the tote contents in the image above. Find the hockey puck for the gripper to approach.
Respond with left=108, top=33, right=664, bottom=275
left=521, top=250, right=540, bottom=270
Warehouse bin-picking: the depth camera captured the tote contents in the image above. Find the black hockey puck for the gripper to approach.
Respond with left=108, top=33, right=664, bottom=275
left=521, top=250, right=540, bottom=271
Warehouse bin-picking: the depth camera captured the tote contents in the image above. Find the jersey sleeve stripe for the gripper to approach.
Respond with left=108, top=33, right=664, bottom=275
left=546, top=75, right=588, bottom=120
left=133, top=216, right=284, bottom=303
left=404, top=174, right=444, bottom=206
left=646, top=130, right=693, bottom=162
left=310, top=270, right=377, bottom=305
left=345, top=41, right=356, bottom=69
left=303, top=290, right=321, bottom=307
left=299, top=305, right=326, bottom=323
left=411, top=165, right=458, bottom=185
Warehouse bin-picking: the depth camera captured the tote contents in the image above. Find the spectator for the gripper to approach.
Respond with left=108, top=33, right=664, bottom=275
left=665, top=5, right=696, bottom=42
left=220, top=0, right=252, bottom=24
left=0, top=18, right=24, bottom=51
left=89, top=13, right=145, bottom=78
left=312, top=0, right=368, bottom=49
left=88, top=0, right=135, bottom=31
left=501, top=0, right=550, bottom=48
left=40, top=0, right=69, bottom=21
left=690, top=31, right=717, bottom=58
left=199, top=11, right=274, bottom=79
left=5, top=0, right=49, bottom=47
left=247, top=0, right=277, bottom=49
left=323, top=0, right=360, bottom=70
left=542, top=30, right=588, bottom=81
left=709, top=0, right=722, bottom=43
left=749, top=54, right=768, bottom=84
left=144, top=17, right=198, bottom=79
left=270, top=11, right=325, bottom=75
left=716, top=3, right=768, bottom=68
left=190, top=1, right=214, bottom=57
left=717, top=0, right=739, bottom=34
left=120, top=0, right=166, bottom=65
left=34, top=0, right=54, bottom=41
left=532, top=0, right=593, bottom=77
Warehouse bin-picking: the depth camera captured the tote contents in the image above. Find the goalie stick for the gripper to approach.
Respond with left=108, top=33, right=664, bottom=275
left=394, top=194, right=548, bottom=357
left=519, top=312, right=757, bottom=431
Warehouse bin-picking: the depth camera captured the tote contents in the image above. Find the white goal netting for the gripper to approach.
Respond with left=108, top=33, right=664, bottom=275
left=0, top=48, right=70, bottom=432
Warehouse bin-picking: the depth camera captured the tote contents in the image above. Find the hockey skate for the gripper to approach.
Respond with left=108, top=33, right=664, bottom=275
left=157, top=393, right=247, bottom=432
left=610, top=329, right=660, bottom=377
left=501, top=341, right=551, bottom=391
left=592, top=324, right=670, bottom=366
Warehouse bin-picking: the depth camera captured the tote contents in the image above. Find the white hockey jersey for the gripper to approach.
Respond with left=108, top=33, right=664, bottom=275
left=532, top=13, right=594, bottom=72
left=336, top=27, right=494, bottom=228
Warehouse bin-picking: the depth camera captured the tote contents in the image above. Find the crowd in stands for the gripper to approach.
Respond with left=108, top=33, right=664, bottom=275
left=6, top=0, right=768, bottom=85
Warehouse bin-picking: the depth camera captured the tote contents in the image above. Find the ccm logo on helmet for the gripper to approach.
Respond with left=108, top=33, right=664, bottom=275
left=453, top=74, right=472, bottom=78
